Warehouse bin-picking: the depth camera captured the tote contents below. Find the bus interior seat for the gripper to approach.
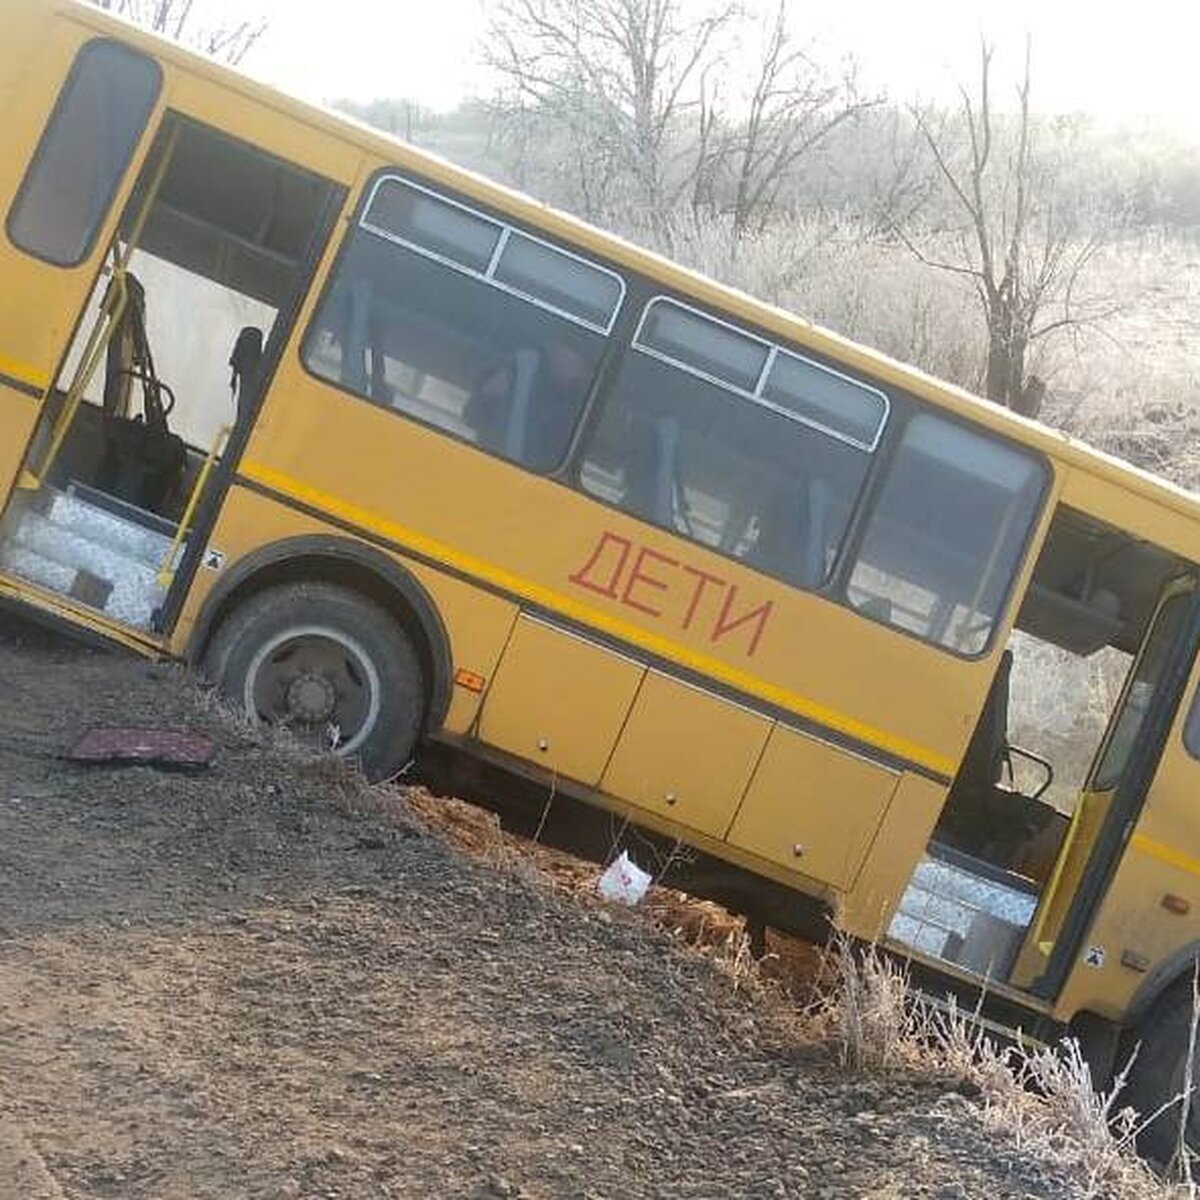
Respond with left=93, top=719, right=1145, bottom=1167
left=623, top=413, right=681, bottom=528
left=857, top=596, right=893, bottom=622
left=337, top=279, right=394, bottom=405
left=800, top=478, right=832, bottom=587
left=94, top=271, right=186, bottom=515
left=502, top=347, right=542, bottom=462
left=342, top=277, right=371, bottom=395
left=651, top=416, right=681, bottom=527
left=749, top=476, right=832, bottom=587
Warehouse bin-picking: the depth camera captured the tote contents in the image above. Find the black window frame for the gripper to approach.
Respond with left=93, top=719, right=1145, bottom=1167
left=299, top=168, right=629, bottom=477
left=6, top=38, right=163, bottom=268
left=1101, top=589, right=1193, bottom=785
left=630, top=296, right=890, bottom=452
left=1182, top=666, right=1200, bottom=762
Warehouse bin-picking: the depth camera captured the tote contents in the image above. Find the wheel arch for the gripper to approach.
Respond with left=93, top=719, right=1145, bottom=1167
left=186, top=535, right=453, bottom=731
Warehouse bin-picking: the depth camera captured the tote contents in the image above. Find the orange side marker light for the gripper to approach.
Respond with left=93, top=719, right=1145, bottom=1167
left=454, top=668, right=487, bottom=693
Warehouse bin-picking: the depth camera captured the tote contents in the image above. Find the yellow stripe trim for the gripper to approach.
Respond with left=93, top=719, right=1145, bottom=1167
left=1131, top=832, right=1200, bottom=880
left=239, top=460, right=958, bottom=778
left=0, top=351, right=49, bottom=392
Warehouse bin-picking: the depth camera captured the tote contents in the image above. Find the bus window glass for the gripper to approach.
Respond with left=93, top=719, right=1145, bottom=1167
left=762, top=351, right=887, bottom=450
left=1096, top=592, right=1189, bottom=789
left=637, top=300, right=769, bottom=393
left=579, top=347, right=872, bottom=588
left=304, top=221, right=608, bottom=474
left=8, top=41, right=160, bottom=267
left=363, top=180, right=501, bottom=273
left=848, top=414, right=1046, bottom=654
left=493, top=233, right=623, bottom=331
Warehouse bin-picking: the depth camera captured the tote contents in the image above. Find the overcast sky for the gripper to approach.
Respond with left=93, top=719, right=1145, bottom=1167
left=216, top=0, right=1200, bottom=140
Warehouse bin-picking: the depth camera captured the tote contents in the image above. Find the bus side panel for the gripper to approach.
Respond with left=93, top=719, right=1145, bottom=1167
left=239, top=370, right=994, bottom=782
left=598, top=671, right=772, bottom=840
left=181, top=480, right=934, bottom=916
left=838, top=773, right=949, bottom=940
left=226, top=343, right=1051, bottom=915
left=727, top=726, right=902, bottom=891
left=477, top=614, right=645, bottom=784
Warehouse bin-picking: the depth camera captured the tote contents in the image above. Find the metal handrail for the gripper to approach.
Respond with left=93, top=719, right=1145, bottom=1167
left=21, top=264, right=130, bottom=489
left=156, top=423, right=232, bottom=587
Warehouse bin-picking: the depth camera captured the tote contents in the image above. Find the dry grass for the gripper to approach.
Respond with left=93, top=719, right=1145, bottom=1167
left=811, top=937, right=1196, bottom=1200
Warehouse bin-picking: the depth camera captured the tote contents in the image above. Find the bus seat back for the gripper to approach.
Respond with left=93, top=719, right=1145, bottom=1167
left=343, top=278, right=371, bottom=395
left=503, top=347, right=541, bottom=462
left=800, top=477, right=833, bottom=587
left=621, top=412, right=680, bottom=529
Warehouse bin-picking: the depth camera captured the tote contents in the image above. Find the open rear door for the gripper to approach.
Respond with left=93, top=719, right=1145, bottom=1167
left=1012, top=578, right=1200, bottom=998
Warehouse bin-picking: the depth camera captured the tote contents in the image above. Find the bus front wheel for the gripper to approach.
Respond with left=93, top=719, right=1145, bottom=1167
left=203, top=581, right=426, bottom=782
left=1123, top=979, right=1200, bottom=1165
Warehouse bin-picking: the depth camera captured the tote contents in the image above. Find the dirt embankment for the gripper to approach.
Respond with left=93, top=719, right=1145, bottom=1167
left=0, top=621, right=1080, bottom=1199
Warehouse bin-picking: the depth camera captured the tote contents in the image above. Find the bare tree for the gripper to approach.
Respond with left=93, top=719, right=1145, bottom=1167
left=87, top=0, right=267, bottom=66
left=707, top=2, right=877, bottom=240
left=484, top=0, right=734, bottom=242
left=882, top=39, right=1113, bottom=416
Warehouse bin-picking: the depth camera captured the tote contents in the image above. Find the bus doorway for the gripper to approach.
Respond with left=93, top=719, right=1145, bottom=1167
left=0, top=115, right=340, bottom=633
left=888, top=505, right=1196, bottom=992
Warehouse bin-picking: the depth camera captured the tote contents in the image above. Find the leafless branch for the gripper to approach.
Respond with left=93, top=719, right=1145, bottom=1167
left=85, top=0, right=267, bottom=65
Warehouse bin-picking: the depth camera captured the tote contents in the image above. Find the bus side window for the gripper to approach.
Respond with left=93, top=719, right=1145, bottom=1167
left=578, top=300, right=878, bottom=591
left=847, top=413, right=1047, bottom=655
left=7, top=40, right=161, bottom=267
left=303, top=177, right=621, bottom=476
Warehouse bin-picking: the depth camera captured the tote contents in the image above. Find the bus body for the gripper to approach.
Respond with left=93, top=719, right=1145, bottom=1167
left=6, top=0, right=1200, bottom=1152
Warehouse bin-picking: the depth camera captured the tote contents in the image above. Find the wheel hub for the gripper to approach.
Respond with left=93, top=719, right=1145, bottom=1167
left=285, top=671, right=337, bottom=724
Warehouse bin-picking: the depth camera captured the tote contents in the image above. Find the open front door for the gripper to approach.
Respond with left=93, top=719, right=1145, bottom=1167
left=0, top=109, right=342, bottom=635
left=1012, top=578, right=1200, bottom=997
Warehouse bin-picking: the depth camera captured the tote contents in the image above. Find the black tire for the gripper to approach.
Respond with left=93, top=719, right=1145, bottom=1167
left=203, top=581, right=426, bottom=782
left=1123, top=980, right=1200, bottom=1165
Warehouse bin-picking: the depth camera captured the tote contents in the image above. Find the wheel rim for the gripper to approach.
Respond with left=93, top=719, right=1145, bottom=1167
left=243, top=624, right=382, bottom=757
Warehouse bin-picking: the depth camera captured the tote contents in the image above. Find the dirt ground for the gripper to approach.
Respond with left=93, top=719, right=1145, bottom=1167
left=0, top=617, right=1083, bottom=1199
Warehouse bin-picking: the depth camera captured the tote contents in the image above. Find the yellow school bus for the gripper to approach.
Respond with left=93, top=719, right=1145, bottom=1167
left=5, top=0, right=1200, bottom=1156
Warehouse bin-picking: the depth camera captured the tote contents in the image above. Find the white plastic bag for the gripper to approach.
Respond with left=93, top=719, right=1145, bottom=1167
left=596, top=851, right=652, bottom=906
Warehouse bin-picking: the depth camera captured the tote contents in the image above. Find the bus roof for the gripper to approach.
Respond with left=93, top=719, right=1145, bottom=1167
left=56, top=0, right=1200, bottom=550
